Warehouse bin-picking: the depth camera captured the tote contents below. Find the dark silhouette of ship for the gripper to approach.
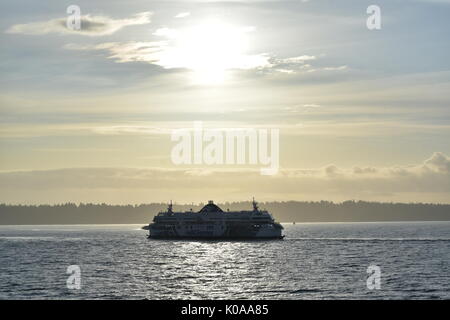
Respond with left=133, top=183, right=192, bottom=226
left=147, top=199, right=284, bottom=239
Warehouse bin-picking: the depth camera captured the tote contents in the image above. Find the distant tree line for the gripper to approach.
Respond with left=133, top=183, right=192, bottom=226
left=0, top=201, right=449, bottom=225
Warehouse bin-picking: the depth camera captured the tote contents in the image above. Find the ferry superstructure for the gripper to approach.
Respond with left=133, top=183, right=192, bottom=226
left=147, top=199, right=284, bottom=239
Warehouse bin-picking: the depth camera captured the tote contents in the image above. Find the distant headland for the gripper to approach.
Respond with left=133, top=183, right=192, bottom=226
left=0, top=200, right=449, bottom=225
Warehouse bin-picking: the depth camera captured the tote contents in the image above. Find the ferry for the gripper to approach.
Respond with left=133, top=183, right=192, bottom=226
left=147, top=199, right=284, bottom=239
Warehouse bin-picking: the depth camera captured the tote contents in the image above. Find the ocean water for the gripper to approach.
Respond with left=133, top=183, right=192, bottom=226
left=0, top=222, right=448, bottom=300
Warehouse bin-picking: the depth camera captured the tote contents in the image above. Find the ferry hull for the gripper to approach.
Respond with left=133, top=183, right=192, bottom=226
left=148, top=235, right=284, bottom=240
left=148, top=224, right=284, bottom=240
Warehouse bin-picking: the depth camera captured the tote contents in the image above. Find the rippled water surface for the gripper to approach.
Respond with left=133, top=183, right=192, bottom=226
left=0, top=222, right=449, bottom=299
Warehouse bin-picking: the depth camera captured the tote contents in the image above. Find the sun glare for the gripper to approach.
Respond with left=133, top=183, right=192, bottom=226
left=158, top=21, right=256, bottom=85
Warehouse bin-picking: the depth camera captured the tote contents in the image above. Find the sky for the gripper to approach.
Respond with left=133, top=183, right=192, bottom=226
left=0, top=0, right=449, bottom=204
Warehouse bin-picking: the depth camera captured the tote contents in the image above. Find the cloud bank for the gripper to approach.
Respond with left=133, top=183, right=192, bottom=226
left=5, top=12, right=152, bottom=36
left=0, top=153, right=448, bottom=204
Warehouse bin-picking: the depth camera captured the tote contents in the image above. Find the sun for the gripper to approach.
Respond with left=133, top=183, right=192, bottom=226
left=181, top=22, right=249, bottom=84
left=157, top=21, right=257, bottom=85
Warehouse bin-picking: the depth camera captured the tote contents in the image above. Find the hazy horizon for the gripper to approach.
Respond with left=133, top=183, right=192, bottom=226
left=1, top=198, right=450, bottom=206
left=1, top=200, right=449, bottom=224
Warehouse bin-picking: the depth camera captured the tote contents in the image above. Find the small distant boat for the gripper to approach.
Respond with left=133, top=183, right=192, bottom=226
left=146, top=199, right=284, bottom=240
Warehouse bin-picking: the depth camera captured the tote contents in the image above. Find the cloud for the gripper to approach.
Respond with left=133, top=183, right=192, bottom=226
left=92, top=125, right=172, bottom=136
left=266, top=55, right=316, bottom=73
left=175, top=12, right=191, bottom=18
left=278, top=55, right=316, bottom=63
left=302, top=104, right=321, bottom=108
left=283, top=104, right=322, bottom=114
left=153, top=27, right=178, bottom=38
left=0, top=153, right=449, bottom=204
left=64, top=39, right=345, bottom=76
left=65, top=41, right=271, bottom=71
left=65, top=41, right=167, bottom=63
left=61, top=21, right=344, bottom=75
left=424, top=152, right=450, bottom=173
left=322, top=66, right=348, bottom=71
left=5, top=12, right=152, bottom=36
